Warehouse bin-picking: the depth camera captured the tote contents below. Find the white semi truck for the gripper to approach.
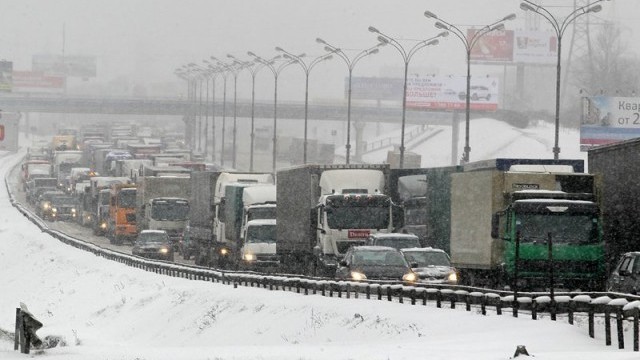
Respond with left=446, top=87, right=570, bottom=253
left=276, top=164, right=395, bottom=276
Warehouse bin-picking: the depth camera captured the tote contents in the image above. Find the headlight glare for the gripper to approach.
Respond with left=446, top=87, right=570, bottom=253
left=447, top=272, right=458, bottom=284
left=243, top=253, right=256, bottom=261
left=402, top=272, right=418, bottom=282
left=159, top=247, right=169, bottom=254
left=220, top=248, right=229, bottom=256
left=350, top=271, right=367, bottom=281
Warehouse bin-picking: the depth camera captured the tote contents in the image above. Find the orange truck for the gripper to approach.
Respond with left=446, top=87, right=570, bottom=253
left=107, top=183, right=137, bottom=245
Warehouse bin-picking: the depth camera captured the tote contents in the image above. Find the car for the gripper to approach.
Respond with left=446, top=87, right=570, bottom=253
left=132, top=230, right=175, bottom=262
left=36, top=190, right=65, bottom=220
left=48, top=194, right=78, bottom=222
left=458, top=85, right=491, bottom=101
left=335, top=246, right=418, bottom=282
left=400, top=247, right=458, bottom=285
left=607, top=252, right=640, bottom=294
left=365, top=233, right=421, bottom=251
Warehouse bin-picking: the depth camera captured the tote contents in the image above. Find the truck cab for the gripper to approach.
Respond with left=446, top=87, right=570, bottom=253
left=240, top=219, right=278, bottom=269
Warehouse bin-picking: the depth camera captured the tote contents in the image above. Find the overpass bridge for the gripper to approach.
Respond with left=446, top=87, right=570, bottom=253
left=0, top=94, right=453, bottom=125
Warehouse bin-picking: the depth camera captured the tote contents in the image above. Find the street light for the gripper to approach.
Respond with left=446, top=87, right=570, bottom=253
left=249, top=52, right=298, bottom=174
left=368, top=26, right=448, bottom=169
left=519, top=0, right=607, bottom=160
left=229, top=54, right=268, bottom=172
left=174, top=68, right=195, bottom=149
left=226, top=54, right=252, bottom=169
left=275, top=47, right=333, bottom=164
left=209, top=56, right=231, bottom=167
left=424, top=11, right=515, bottom=164
left=315, top=38, right=384, bottom=164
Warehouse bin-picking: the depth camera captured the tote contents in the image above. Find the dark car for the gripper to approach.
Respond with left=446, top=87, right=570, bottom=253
left=335, top=246, right=418, bottom=282
left=37, top=190, right=65, bottom=220
left=132, top=230, right=175, bottom=262
left=49, top=194, right=79, bottom=222
left=366, top=233, right=421, bottom=251
left=401, top=247, right=458, bottom=285
left=607, top=252, right=640, bottom=294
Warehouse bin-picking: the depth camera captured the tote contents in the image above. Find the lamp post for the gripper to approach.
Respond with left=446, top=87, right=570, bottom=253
left=275, top=47, right=333, bottom=164
left=519, top=0, right=607, bottom=160
left=209, top=56, right=231, bottom=167
left=229, top=54, right=267, bottom=172
left=249, top=52, right=298, bottom=174
left=368, top=26, right=447, bottom=169
left=224, top=55, right=250, bottom=170
left=174, top=68, right=194, bottom=149
left=424, top=11, right=515, bottom=164
left=315, top=38, right=384, bottom=164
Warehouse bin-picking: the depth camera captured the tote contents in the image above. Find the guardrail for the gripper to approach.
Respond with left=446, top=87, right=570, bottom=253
left=5, top=161, right=640, bottom=352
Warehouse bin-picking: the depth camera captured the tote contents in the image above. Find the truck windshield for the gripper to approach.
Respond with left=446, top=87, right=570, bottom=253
left=373, top=238, right=420, bottom=250
left=517, top=214, right=599, bottom=245
left=151, top=200, right=189, bottom=221
left=246, top=225, right=276, bottom=243
left=117, top=190, right=137, bottom=208
left=247, top=207, right=276, bottom=221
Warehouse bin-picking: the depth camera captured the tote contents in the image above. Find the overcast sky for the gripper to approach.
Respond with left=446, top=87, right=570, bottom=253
left=1, top=0, right=637, bottom=99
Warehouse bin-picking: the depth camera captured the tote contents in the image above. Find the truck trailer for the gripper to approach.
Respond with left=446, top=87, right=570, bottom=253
left=588, top=138, right=640, bottom=275
left=448, top=158, right=605, bottom=290
left=276, top=164, right=395, bottom=276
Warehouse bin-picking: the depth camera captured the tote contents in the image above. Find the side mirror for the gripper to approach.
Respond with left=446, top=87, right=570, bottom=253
left=490, top=213, right=500, bottom=239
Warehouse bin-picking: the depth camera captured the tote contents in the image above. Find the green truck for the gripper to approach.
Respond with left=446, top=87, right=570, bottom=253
left=448, top=158, right=605, bottom=290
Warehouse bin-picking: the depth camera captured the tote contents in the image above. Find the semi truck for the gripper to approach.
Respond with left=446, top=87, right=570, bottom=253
left=276, top=164, right=395, bottom=276
left=52, top=150, right=83, bottom=189
left=83, top=176, right=131, bottom=231
left=211, top=173, right=274, bottom=268
left=588, top=138, right=640, bottom=275
left=226, top=184, right=277, bottom=269
left=447, top=158, right=605, bottom=290
left=107, top=183, right=137, bottom=245
left=136, top=175, right=191, bottom=249
left=388, top=167, right=460, bottom=248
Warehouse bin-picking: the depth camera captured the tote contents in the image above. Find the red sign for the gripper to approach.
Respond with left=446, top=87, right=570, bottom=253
left=469, top=29, right=514, bottom=62
left=12, top=71, right=64, bottom=93
left=348, top=230, right=370, bottom=239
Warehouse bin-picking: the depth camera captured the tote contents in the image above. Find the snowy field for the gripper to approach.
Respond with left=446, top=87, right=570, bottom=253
left=0, top=121, right=637, bottom=360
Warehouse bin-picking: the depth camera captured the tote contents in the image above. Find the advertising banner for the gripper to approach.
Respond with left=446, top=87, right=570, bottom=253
left=349, top=77, right=403, bottom=101
left=0, top=61, right=13, bottom=92
left=469, top=29, right=514, bottom=62
left=33, top=54, right=97, bottom=78
left=405, top=75, right=499, bottom=111
left=513, top=31, right=557, bottom=65
left=12, top=71, right=64, bottom=93
left=0, top=112, right=20, bottom=151
left=580, top=96, right=640, bottom=150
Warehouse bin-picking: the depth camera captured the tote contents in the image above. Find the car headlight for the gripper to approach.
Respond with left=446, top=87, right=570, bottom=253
left=402, top=272, right=418, bottom=283
left=51, top=208, right=58, bottom=213
left=159, top=247, right=169, bottom=254
left=71, top=208, right=77, bottom=213
left=100, top=222, right=107, bottom=229
left=220, top=248, right=229, bottom=256
left=350, top=271, right=367, bottom=281
left=243, top=253, right=256, bottom=261
left=43, top=203, right=50, bottom=210
left=447, top=271, right=458, bottom=284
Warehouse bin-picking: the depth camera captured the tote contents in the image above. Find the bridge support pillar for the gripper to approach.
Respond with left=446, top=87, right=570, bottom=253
left=353, top=121, right=366, bottom=162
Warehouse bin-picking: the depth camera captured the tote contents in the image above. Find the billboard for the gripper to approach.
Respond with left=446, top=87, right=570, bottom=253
left=580, top=96, right=640, bottom=151
left=468, top=29, right=558, bottom=65
left=405, top=75, right=499, bottom=111
left=12, top=71, right=64, bottom=93
left=33, top=54, right=97, bottom=78
left=469, top=29, right=514, bottom=62
left=349, top=77, right=403, bottom=101
left=513, top=31, right=557, bottom=65
left=0, top=112, right=20, bottom=151
left=0, top=61, right=13, bottom=92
